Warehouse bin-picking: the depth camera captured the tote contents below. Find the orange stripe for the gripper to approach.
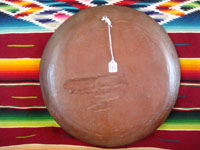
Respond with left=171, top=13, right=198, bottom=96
left=0, top=70, right=39, bottom=73
left=19, top=7, right=42, bottom=15
left=0, top=59, right=40, bottom=72
left=159, top=1, right=180, bottom=7
left=0, top=58, right=199, bottom=73
left=181, top=68, right=200, bottom=71
left=158, top=1, right=185, bottom=16
left=0, top=67, right=39, bottom=72
left=161, top=9, right=185, bottom=16
left=13, top=1, right=33, bottom=6
left=180, top=58, right=200, bottom=71
left=13, top=0, right=43, bottom=17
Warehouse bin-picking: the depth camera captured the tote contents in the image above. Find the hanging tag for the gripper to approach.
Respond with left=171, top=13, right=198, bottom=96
left=109, top=60, right=118, bottom=73
left=102, top=16, right=118, bottom=73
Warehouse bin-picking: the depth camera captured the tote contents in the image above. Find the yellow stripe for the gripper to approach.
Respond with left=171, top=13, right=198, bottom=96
left=11, top=96, right=38, bottom=99
left=8, top=45, right=34, bottom=47
left=0, top=58, right=40, bottom=65
left=180, top=58, right=200, bottom=66
left=0, top=120, right=59, bottom=128
left=160, top=1, right=180, bottom=7
left=0, top=58, right=40, bottom=71
left=0, top=58, right=199, bottom=72
left=158, top=123, right=200, bottom=130
left=25, top=7, right=42, bottom=13
left=14, top=1, right=33, bottom=6
left=16, top=134, right=36, bottom=139
left=161, top=9, right=184, bottom=16
left=1, top=120, right=200, bottom=130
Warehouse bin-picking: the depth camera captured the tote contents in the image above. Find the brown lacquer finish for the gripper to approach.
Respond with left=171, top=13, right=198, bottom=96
left=40, top=5, right=180, bottom=147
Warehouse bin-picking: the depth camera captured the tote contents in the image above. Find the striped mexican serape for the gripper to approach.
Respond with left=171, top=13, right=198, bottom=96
left=0, top=0, right=200, bottom=150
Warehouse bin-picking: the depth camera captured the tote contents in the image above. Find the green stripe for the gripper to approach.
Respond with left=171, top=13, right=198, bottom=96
left=0, top=4, right=19, bottom=13
left=165, top=111, right=200, bottom=124
left=181, top=84, right=200, bottom=87
left=182, top=1, right=200, bottom=8
left=0, top=109, right=200, bottom=122
left=0, top=109, right=51, bottom=120
left=0, top=109, right=58, bottom=127
left=0, top=109, right=200, bottom=128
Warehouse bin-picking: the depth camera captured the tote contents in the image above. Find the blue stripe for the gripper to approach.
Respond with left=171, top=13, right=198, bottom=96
left=143, top=11, right=163, bottom=15
left=36, top=19, right=56, bottom=23
left=159, top=138, right=179, bottom=143
left=133, top=2, right=153, bottom=6
left=178, top=95, right=186, bottom=98
left=174, top=44, right=189, bottom=46
left=154, top=18, right=164, bottom=22
left=45, top=1, right=67, bottom=6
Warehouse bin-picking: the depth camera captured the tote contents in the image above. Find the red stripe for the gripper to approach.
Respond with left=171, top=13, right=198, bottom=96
left=0, top=71, right=39, bottom=81
left=1, top=69, right=200, bottom=85
left=0, top=84, right=199, bottom=108
left=0, top=86, right=44, bottom=107
left=0, top=128, right=200, bottom=149
left=71, top=4, right=89, bottom=9
left=2, top=69, right=199, bottom=81
left=175, top=86, right=200, bottom=108
left=181, top=71, right=200, bottom=81
left=169, top=33, right=200, bottom=58
left=0, top=127, right=89, bottom=147
left=0, top=33, right=52, bottom=58
left=0, top=33, right=200, bottom=58
left=115, top=0, right=138, bottom=6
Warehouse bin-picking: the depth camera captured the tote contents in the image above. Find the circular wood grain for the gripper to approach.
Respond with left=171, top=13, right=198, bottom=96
left=40, top=5, right=180, bottom=147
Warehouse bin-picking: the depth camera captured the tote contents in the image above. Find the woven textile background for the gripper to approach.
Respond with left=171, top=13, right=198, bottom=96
left=0, top=0, right=200, bottom=149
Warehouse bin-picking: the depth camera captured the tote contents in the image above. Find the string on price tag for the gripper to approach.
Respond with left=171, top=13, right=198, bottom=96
left=101, top=16, right=118, bottom=73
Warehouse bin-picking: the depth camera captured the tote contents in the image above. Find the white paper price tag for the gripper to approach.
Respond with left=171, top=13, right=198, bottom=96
left=109, top=60, right=118, bottom=73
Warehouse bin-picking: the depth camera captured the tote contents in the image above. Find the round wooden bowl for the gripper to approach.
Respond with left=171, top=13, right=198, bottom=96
left=40, top=5, right=180, bottom=147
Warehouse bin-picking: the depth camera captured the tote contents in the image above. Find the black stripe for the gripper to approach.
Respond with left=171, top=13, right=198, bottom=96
left=0, top=80, right=39, bottom=83
left=181, top=80, right=200, bottom=83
